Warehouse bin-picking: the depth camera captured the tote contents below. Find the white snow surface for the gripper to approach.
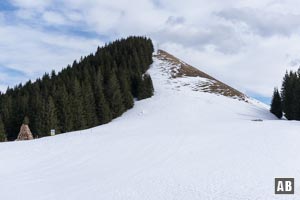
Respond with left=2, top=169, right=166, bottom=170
left=1, top=55, right=300, bottom=200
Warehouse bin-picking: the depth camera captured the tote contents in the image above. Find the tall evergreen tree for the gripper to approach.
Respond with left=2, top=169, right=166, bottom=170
left=71, top=78, right=85, bottom=130
left=23, top=116, right=30, bottom=125
left=270, top=88, right=283, bottom=119
left=136, top=74, right=154, bottom=100
left=281, top=71, right=298, bottom=119
left=82, top=78, right=98, bottom=128
left=33, top=92, right=44, bottom=137
left=292, top=70, right=300, bottom=120
left=0, top=95, right=12, bottom=140
left=45, top=96, right=58, bottom=135
left=104, top=71, right=125, bottom=118
left=55, top=83, right=72, bottom=132
left=0, top=116, right=6, bottom=142
left=93, top=69, right=112, bottom=124
left=117, top=68, right=134, bottom=109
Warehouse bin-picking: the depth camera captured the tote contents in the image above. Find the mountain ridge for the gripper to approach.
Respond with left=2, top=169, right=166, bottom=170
left=155, top=49, right=247, bottom=101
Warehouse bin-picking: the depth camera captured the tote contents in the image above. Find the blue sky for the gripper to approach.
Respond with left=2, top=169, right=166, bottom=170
left=248, top=92, right=272, bottom=105
left=0, top=1, right=15, bottom=11
left=1, top=0, right=300, bottom=104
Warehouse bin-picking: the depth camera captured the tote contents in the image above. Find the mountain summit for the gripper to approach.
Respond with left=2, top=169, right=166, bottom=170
left=156, top=49, right=246, bottom=101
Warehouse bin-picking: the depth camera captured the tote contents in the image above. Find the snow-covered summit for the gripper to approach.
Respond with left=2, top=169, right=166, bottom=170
left=151, top=49, right=275, bottom=121
left=155, top=49, right=247, bottom=101
left=0, top=50, right=299, bottom=200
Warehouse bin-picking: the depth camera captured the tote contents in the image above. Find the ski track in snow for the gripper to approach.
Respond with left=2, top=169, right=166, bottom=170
left=0, top=55, right=300, bottom=200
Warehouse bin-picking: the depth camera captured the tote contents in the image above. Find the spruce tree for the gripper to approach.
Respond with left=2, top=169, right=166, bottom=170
left=93, top=69, right=112, bottom=124
left=270, top=88, right=283, bottom=119
left=143, top=74, right=154, bottom=98
left=33, top=92, right=44, bottom=137
left=45, top=96, right=58, bottom=135
left=71, top=78, right=85, bottom=130
left=1, top=95, right=12, bottom=140
left=292, top=72, right=300, bottom=120
left=104, top=71, right=125, bottom=118
left=23, top=116, right=30, bottom=125
left=55, top=83, right=72, bottom=132
left=117, top=68, right=134, bottom=109
left=82, top=78, right=98, bottom=128
left=281, top=71, right=298, bottom=119
left=136, top=74, right=154, bottom=100
left=0, top=116, right=6, bottom=142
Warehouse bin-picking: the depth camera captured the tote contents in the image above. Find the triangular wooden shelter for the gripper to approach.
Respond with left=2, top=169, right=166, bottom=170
left=16, top=124, right=33, bottom=141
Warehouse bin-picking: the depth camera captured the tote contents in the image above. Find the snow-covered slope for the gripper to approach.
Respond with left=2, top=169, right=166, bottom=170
left=0, top=51, right=299, bottom=200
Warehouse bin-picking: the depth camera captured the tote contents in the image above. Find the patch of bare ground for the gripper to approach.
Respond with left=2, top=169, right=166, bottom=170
left=155, top=49, right=247, bottom=101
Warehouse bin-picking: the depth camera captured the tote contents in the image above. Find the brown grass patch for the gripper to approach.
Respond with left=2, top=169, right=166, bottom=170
left=155, top=50, right=247, bottom=101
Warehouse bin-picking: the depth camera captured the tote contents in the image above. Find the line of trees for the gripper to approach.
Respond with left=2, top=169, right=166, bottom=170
left=270, top=69, right=300, bottom=120
left=0, top=36, right=154, bottom=141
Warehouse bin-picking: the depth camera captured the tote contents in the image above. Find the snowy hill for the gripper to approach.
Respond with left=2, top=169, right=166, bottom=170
left=0, top=50, right=300, bottom=200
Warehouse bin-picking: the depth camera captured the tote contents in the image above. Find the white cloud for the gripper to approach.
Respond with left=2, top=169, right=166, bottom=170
left=10, top=0, right=52, bottom=10
left=1, top=0, right=300, bottom=98
left=216, top=7, right=300, bottom=37
left=0, top=21, right=103, bottom=79
left=42, top=11, right=67, bottom=25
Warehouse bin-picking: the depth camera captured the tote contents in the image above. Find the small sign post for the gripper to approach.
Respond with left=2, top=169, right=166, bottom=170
left=50, top=129, right=55, bottom=136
